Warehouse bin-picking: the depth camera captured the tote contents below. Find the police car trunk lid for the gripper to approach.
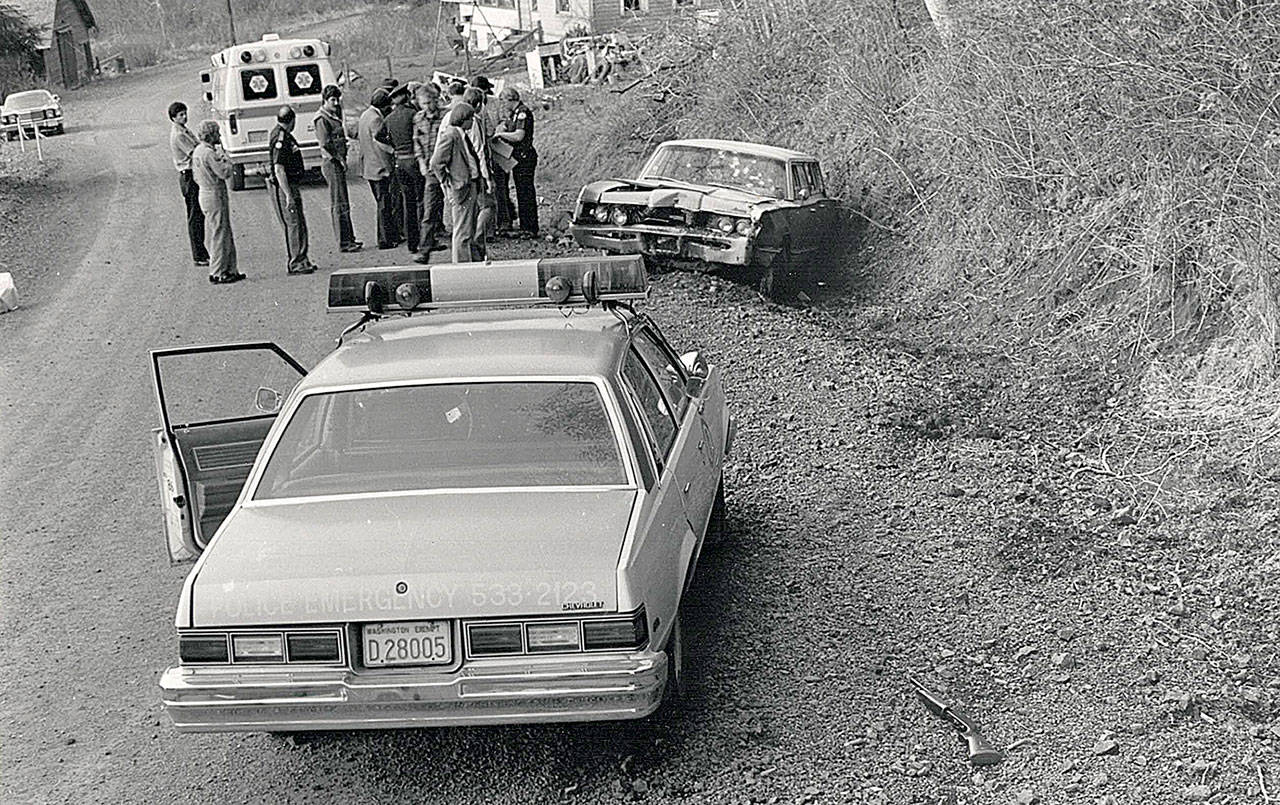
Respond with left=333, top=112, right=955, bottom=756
left=189, top=489, right=634, bottom=626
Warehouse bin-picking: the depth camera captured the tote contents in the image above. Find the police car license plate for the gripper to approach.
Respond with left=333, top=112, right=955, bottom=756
left=362, top=620, right=452, bottom=667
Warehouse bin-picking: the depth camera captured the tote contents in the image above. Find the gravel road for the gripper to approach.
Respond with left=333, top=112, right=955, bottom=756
left=1, top=56, right=1275, bottom=805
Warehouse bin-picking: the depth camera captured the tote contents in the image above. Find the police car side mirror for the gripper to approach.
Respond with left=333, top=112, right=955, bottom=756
left=200, top=71, right=211, bottom=83
left=680, top=351, right=708, bottom=398
left=254, top=386, right=283, bottom=414
left=204, top=92, right=213, bottom=102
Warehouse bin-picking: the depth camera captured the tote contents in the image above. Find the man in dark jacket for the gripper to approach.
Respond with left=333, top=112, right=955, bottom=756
left=267, top=105, right=316, bottom=274
left=494, top=87, right=538, bottom=235
left=313, top=85, right=361, bottom=252
left=358, top=87, right=400, bottom=249
left=384, top=83, right=423, bottom=255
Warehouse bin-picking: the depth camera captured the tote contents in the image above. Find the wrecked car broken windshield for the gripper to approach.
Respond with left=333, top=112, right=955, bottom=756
left=642, top=145, right=788, bottom=200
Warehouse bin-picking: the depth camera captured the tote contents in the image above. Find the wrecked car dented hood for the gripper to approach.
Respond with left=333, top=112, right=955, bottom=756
left=581, top=177, right=779, bottom=217
left=187, top=490, right=635, bottom=627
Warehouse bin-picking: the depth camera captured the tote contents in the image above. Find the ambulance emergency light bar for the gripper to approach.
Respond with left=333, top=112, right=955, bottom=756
left=326, top=255, right=648, bottom=313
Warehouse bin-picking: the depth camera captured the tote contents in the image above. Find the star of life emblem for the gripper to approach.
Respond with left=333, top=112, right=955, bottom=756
left=249, top=75, right=269, bottom=94
left=294, top=71, right=314, bottom=90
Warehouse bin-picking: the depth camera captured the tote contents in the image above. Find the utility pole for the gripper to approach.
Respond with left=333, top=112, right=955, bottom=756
left=225, top=0, right=238, bottom=45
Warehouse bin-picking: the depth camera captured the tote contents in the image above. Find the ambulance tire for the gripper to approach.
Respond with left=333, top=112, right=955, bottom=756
left=230, top=164, right=245, bottom=192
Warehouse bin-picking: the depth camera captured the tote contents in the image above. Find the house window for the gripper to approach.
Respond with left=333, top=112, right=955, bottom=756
left=674, top=0, right=695, bottom=5
left=476, top=0, right=515, bottom=7
left=623, top=0, right=646, bottom=12
left=556, top=0, right=570, bottom=10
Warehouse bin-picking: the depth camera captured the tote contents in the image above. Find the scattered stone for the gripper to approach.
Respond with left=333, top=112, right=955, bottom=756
left=631, top=779, right=648, bottom=795
left=1182, top=784, right=1211, bottom=801
left=1014, top=789, right=1039, bottom=804
left=1014, top=646, right=1036, bottom=661
left=943, top=485, right=965, bottom=498
left=1091, top=737, right=1120, bottom=756
left=1140, top=669, right=1161, bottom=685
left=1051, top=652, right=1076, bottom=669
left=1057, top=626, right=1078, bottom=642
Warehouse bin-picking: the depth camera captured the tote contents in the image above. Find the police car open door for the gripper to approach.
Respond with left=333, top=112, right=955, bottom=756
left=150, top=343, right=307, bottom=563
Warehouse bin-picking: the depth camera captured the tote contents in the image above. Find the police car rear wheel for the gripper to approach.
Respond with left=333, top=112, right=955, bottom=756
left=662, top=614, right=685, bottom=704
left=706, top=476, right=727, bottom=544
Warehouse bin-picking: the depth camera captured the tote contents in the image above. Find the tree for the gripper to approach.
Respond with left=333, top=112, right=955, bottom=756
left=0, top=4, right=39, bottom=96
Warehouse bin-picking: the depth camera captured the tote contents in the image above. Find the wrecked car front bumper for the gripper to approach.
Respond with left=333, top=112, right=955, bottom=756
left=571, top=223, right=754, bottom=267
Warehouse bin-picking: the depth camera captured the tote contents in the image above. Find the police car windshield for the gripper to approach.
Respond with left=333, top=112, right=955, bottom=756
left=643, top=145, right=788, bottom=199
left=254, top=381, right=628, bottom=499
left=6, top=91, right=51, bottom=110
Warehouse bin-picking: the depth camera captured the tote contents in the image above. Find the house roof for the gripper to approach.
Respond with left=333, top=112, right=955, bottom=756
left=3, top=0, right=96, bottom=49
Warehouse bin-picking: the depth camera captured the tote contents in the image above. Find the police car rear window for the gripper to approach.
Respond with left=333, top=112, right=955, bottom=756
left=286, top=64, right=321, bottom=97
left=240, top=68, right=277, bottom=101
left=253, top=381, right=628, bottom=499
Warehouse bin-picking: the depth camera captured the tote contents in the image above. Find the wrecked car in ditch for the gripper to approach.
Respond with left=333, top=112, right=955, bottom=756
left=570, top=138, right=840, bottom=297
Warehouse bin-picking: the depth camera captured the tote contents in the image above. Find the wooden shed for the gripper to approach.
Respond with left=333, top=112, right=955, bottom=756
left=9, top=0, right=96, bottom=89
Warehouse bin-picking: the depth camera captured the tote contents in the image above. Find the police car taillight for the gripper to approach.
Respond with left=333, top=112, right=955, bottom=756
left=582, top=609, right=648, bottom=650
left=326, top=255, right=648, bottom=313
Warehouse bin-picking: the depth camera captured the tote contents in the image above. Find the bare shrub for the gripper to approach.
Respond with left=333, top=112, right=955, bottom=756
left=622, top=0, right=1280, bottom=432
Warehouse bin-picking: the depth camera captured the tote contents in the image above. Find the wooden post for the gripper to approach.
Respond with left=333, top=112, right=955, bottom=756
left=430, top=0, right=444, bottom=72
left=385, top=54, right=393, bottom=80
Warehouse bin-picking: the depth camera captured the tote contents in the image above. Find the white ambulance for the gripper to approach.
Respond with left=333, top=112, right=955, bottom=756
left=200, top=34, right=336, bottom=190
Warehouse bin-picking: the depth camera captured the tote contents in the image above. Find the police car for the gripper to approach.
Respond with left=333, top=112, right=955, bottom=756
left=151, top=255, right=733, bottom=732
left=200, top=33, right=335, bottom=190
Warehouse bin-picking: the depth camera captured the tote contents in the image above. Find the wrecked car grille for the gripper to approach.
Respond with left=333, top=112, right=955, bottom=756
left=637, top=208, right=690, bottom=226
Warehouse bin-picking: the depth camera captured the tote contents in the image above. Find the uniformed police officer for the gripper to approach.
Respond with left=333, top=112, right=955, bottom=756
left=267, top=105, right=316, bottom=275
left=494, top=88, right=538, bottom=235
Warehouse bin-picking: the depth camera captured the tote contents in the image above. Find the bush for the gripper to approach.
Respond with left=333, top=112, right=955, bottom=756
left=616, top=0, right=1280, bottom=427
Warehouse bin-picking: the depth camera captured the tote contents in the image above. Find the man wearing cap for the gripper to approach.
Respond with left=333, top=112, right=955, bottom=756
left=494, top=87, right=538, bottom=235
left=267, top=105, right=316, bottom=275
left=384, top=83, right=423, bottom=254
left=429, top=102, right=483, bottom=263
left=359, top=87, right=400, bottom=249
left=413, top=83, right=446, bottom=261
left=313, top=85, right=362, bottom=253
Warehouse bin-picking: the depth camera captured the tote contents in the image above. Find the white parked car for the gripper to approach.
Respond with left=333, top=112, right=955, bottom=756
left=1, top=89, right=64, bottom=140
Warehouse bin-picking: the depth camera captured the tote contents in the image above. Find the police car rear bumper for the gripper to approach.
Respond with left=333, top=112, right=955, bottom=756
left=159, top=649, right=668, bottom=732
left=570, top=223, right=754, bottom=267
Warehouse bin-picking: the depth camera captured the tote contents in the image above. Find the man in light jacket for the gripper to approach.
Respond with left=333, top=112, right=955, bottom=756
left=429, top=103, right=482, bottom=264
left=358, top=88, right=399, bottom=249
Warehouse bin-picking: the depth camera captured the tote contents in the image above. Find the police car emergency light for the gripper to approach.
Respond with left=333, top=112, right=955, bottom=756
left=327, top=255, right=648, bottom=313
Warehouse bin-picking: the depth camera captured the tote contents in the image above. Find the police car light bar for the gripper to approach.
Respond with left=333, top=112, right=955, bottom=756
left=326, top=255, right=648, bottom=312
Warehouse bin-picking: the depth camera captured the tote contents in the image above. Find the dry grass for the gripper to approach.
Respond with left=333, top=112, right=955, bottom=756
left=613, top=0, right=1280, bottom=444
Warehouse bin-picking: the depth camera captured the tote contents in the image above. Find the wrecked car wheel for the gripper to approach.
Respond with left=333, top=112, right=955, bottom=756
left=758, top=243, right=792, bottom=299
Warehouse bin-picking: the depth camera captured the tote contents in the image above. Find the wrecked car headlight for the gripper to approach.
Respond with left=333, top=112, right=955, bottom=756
left=735, top=219, right=752, bottom=235
left=592, top=205, right=610, bottom=223
left=716, top=217, right=735, bottom=233
left=610, top=206, right=630, bottom=227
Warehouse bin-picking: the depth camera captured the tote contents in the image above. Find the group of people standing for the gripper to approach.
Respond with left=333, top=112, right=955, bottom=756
left=166, top=73, right=538, bottom=284
left=348, top=75, right=540, bottom=265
